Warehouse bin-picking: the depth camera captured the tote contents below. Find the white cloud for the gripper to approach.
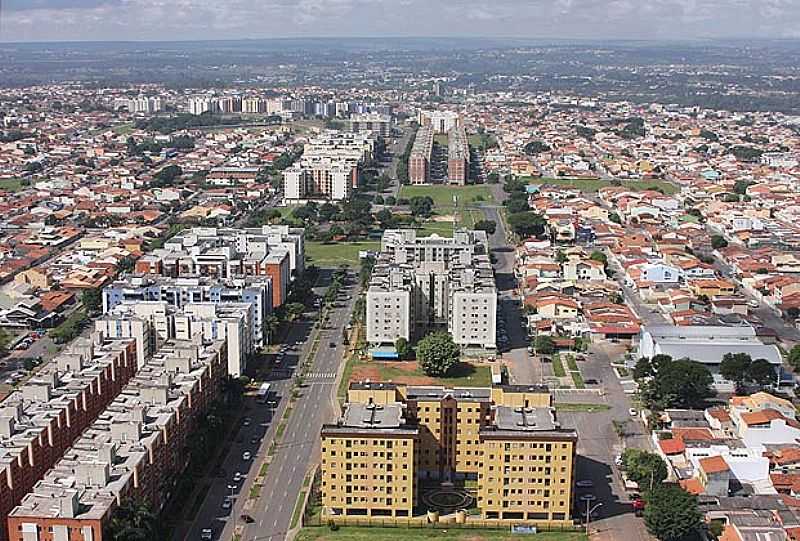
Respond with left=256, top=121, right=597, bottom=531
left=2, top=0, right=800, bottom=41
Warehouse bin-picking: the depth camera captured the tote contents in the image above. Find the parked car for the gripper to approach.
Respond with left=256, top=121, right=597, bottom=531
left=201, top=528, right=213, bottom=540
left=240, top=514, right=255, bottom=524
left=629, top=408, right=638, bottom=417
left=242, top=451, right=252, bottom=461
left=576, top=480, right=594, bottom=488
left=221, top=498, right=232, bottom=510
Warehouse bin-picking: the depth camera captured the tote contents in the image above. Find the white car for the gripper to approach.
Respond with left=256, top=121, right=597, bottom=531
left=242, top=451, right=252, bottom=461
left=576, top=480, right=594, bottom=489
left=200, top=528, right=213, bottom=541
left=221, top=498, right=232, bottom=510
left=629, top=408, right=638, bottom=417
left=233, top=472, right=243, bottom=482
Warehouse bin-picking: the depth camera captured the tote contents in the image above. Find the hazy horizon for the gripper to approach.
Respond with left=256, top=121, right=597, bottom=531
left=3, top=0, right=800, bottom=43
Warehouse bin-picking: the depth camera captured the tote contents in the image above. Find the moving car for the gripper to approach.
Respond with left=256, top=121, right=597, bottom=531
left=200, top=528, right=213, bottom=540
left=576, top=480, right=594, bottom=488
left=221, top=498, right=232, bottom=510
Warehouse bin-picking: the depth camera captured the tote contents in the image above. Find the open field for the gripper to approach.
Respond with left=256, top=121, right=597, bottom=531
left=297, top=527, right=587, bottom=541
left=413, top=208, right=486, bottom=237
left=554, top=403, right=610, bottom=412
left=305, top=241, right=380, bottom=268
left=522, top=176, right=679, bottom=195
left=399, top=185, right=494, bottom=210
left=340, top=358, right=492, bottom=395
left=0, top=178, right=26, bottom=192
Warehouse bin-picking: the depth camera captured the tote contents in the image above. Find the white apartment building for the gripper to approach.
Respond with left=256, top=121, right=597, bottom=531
left=418, top=110, right=461, bottom=134
left=283, top=130, right=375, bottom=203
left=366, top=229, right=496, bottom=353
left=96, top=300, right=255, bottom=376
left=113, top=96, right=163, bottom=114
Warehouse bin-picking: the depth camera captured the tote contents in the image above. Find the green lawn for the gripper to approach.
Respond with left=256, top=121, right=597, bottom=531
left=522, top=177, right=678, bottom=196
left=112, top=123, right=134, bottom=135
left=0, top=178, right=26, bottom=192
left=399, top=185, right=494, bottom=217
left=306, top=241, right=381, bottom=268
left=433, top=133, right=449, bottom=146
left=298, top=527, right=586, bottom=541
left=412, top=209, right=487, bottom=238
left=373, top=361, right=492, bottom=387
left=554, top=403, right=611, bottom=412
left=552, top=355, right=566, bottom=378
left=417, top=221, right=456, bottom=237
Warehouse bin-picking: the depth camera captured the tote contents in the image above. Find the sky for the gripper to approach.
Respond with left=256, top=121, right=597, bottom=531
left=2, top=0, right=800, bottom=42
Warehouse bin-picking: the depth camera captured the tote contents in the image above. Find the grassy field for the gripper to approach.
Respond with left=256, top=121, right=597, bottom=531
left=554, top=403, right=611, bottom=412
left=433, top=133, right=449, bottom=146
left=0, top=178, right=26, bottom=192
left=340, top=356, right=492, bottom=393
left=399, top=185, right=494, bottom=211
left=112, top=123, right=134, bottom=135
left=522, top=176, right=678, bottom=195
left=297, top=527, right=586, bottom=541
left=552, top=355, right=566, bottom=378
left=306, top=241, right=381, bottom=268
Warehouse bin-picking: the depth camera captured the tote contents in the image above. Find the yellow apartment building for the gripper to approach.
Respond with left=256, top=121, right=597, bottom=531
left=321, top=382, right=576, bottom=526
left=321, top=400, right=419, bottom=518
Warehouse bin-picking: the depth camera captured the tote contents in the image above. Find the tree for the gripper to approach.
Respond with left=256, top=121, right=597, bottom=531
left=748, top=358, right=776, bottom=387
left=374, top=195, right=384, bottom=205
left=523, top=141, right=551, bottom=155
left=710, top=235, right=728, bottom=250
left=733, top=180, right=754, bottom=196
left=639, top=357, right=715, bottom=410
left=609, top=212, right=622, bottom=224
left=384, top=196, right=397, bottom=206
left=534, top=335, right=555, bottom=355
left=788, top=345, right=800, bottom=371
left=409, top=196, right=434, bottom=218
left=506, top=193, right=530, bottom=214
left=104, top=498, right=161, bottom=541
left=589, top=250, right=608, bottom=267
left=416, top=332, right=460, bottom=377
left=633, top=354, right=674, bottom=381
left=474, top=220, right=497, bottom=235
left=622, top=449, right=668, bottom=492
left=720, top=352, right=752, bottom=387
left=284, top=302, right=306, bottom=322
left=81, top=288, right=103, bottom=313
left=375, top=209, right=396, bottom=229
left=644, top=485, right=702, bottom=541
left=395, top=337, right=411, bottom=360
left=507, top=212, right=546, bottom=238
left=318, top=202, right=340, bottom=222
left=154, top=165, right=182, bottom=186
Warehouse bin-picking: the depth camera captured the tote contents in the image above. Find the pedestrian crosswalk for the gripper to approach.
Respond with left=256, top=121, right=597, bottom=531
left=305, top=372, right=336, bottom=380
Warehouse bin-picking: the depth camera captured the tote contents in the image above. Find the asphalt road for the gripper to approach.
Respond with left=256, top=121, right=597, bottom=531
left=483, top=186, right=543, bottom=385
left=213, top=272, right=360, bottom=541
left=482, top=183, right=652, bottom=540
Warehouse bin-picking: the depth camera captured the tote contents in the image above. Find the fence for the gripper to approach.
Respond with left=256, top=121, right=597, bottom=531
left=303, top=515, right=582, bottom=533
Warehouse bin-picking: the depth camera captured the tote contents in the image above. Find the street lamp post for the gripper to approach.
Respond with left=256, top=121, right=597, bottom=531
left=585, top=501, right=603, bottom=535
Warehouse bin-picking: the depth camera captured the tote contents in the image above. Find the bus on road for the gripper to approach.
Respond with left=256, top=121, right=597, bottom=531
left=256, top=382, right=271, bottom=403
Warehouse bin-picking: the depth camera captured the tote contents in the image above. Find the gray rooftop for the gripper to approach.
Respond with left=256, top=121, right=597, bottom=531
left=494, top=406, right=556, bottom=432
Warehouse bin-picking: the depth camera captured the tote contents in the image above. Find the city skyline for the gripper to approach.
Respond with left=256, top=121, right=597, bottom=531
left=3, top=0, right=800, bottom=42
